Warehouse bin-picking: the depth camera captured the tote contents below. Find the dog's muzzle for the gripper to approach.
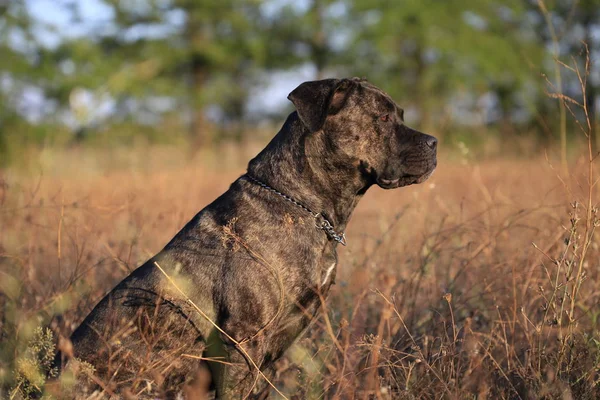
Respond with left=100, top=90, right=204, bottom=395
left=377, top=135, right=437, bottom=189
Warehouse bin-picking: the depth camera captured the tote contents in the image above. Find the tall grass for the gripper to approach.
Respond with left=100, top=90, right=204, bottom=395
left=1, top=55, right=599, bottom=399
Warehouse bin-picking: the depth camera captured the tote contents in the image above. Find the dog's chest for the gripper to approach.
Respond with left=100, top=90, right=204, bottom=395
left=318, top=245, right=338, bottom=290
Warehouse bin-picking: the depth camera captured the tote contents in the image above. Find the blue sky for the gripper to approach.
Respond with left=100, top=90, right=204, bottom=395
left=27, top=0, right=114, bottom=48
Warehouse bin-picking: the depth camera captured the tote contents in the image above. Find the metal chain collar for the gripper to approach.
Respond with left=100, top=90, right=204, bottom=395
left=244, top=174, right=347, bottom=246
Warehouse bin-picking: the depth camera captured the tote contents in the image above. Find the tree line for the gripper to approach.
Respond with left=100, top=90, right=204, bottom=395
left=0, top=0, right=598, bottom=156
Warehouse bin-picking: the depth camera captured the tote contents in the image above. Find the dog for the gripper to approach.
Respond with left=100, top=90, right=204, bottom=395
left=58, top=78, right=437, bottom=398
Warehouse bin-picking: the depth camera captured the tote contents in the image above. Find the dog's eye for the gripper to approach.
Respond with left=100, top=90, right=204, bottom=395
left=379, top=114, right=389, bottom=122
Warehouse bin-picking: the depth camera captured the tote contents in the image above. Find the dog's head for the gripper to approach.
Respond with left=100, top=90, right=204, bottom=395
left=288, top=78, right=437, bottom=189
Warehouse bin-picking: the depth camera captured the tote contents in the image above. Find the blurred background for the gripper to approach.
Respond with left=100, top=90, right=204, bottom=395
left=0, top=0, right=598, bottom=166
left=3, top=2, right=600, bottom=398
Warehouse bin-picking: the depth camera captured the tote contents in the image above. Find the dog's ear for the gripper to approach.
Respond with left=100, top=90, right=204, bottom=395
left=288, top=78, right=355, bottom=132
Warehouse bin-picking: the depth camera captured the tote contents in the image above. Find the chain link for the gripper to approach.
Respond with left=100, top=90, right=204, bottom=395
left=244, top=174, right=347, bottom=246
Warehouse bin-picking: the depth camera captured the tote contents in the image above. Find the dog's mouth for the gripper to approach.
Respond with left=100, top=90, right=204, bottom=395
left=377, top=165, right=436, bottom=189
left=377, top=175, right=417, bottom=189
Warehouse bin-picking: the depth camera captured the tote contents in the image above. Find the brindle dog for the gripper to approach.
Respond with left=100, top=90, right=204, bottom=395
left=59, top=78, right=437, bottom=398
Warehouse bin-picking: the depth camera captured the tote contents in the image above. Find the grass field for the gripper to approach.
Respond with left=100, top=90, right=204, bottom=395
left=1, top=143, right=599, bottom=399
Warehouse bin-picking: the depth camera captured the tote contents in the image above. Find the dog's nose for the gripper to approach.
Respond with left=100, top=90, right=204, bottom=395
left=424, top=135, right=437, bottom=150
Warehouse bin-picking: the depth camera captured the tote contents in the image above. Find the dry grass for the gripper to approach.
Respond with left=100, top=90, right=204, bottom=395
left=2, top=48, right=599, bottom=399
left=1, top=140, right=599, bottom=399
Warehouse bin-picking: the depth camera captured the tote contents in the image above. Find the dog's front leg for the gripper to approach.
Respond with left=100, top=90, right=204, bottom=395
left=213, top=338, right=268, bottom=400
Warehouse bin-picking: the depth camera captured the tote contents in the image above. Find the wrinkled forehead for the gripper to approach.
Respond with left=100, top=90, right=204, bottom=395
left=352, top=80, right=398, bottom=114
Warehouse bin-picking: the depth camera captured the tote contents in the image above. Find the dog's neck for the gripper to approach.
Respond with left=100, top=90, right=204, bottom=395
left=247, top=112, right=370, bottom=233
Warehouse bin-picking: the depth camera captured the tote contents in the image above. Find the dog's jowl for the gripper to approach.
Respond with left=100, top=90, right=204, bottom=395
left=57, top=78, right=437, bottom=398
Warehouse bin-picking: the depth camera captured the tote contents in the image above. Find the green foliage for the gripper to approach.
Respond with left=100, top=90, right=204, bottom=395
left=348, top=0, right=545, bottom=129
left=0, top=0, right=599, bottom=159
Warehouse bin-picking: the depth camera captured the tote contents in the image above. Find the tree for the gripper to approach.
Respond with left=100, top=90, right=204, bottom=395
left=0, top=1, right=56, bottom=159
left=14, top=0, right=269, bottom=149
left=347, top=0, right=545, bottom=133
left=263, top=0, right=350, bottom=78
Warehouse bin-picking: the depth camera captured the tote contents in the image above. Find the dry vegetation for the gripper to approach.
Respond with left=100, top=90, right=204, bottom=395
left=1, top=49, right=600, bottom=400
left=0, top=138, right=599, bottom=399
